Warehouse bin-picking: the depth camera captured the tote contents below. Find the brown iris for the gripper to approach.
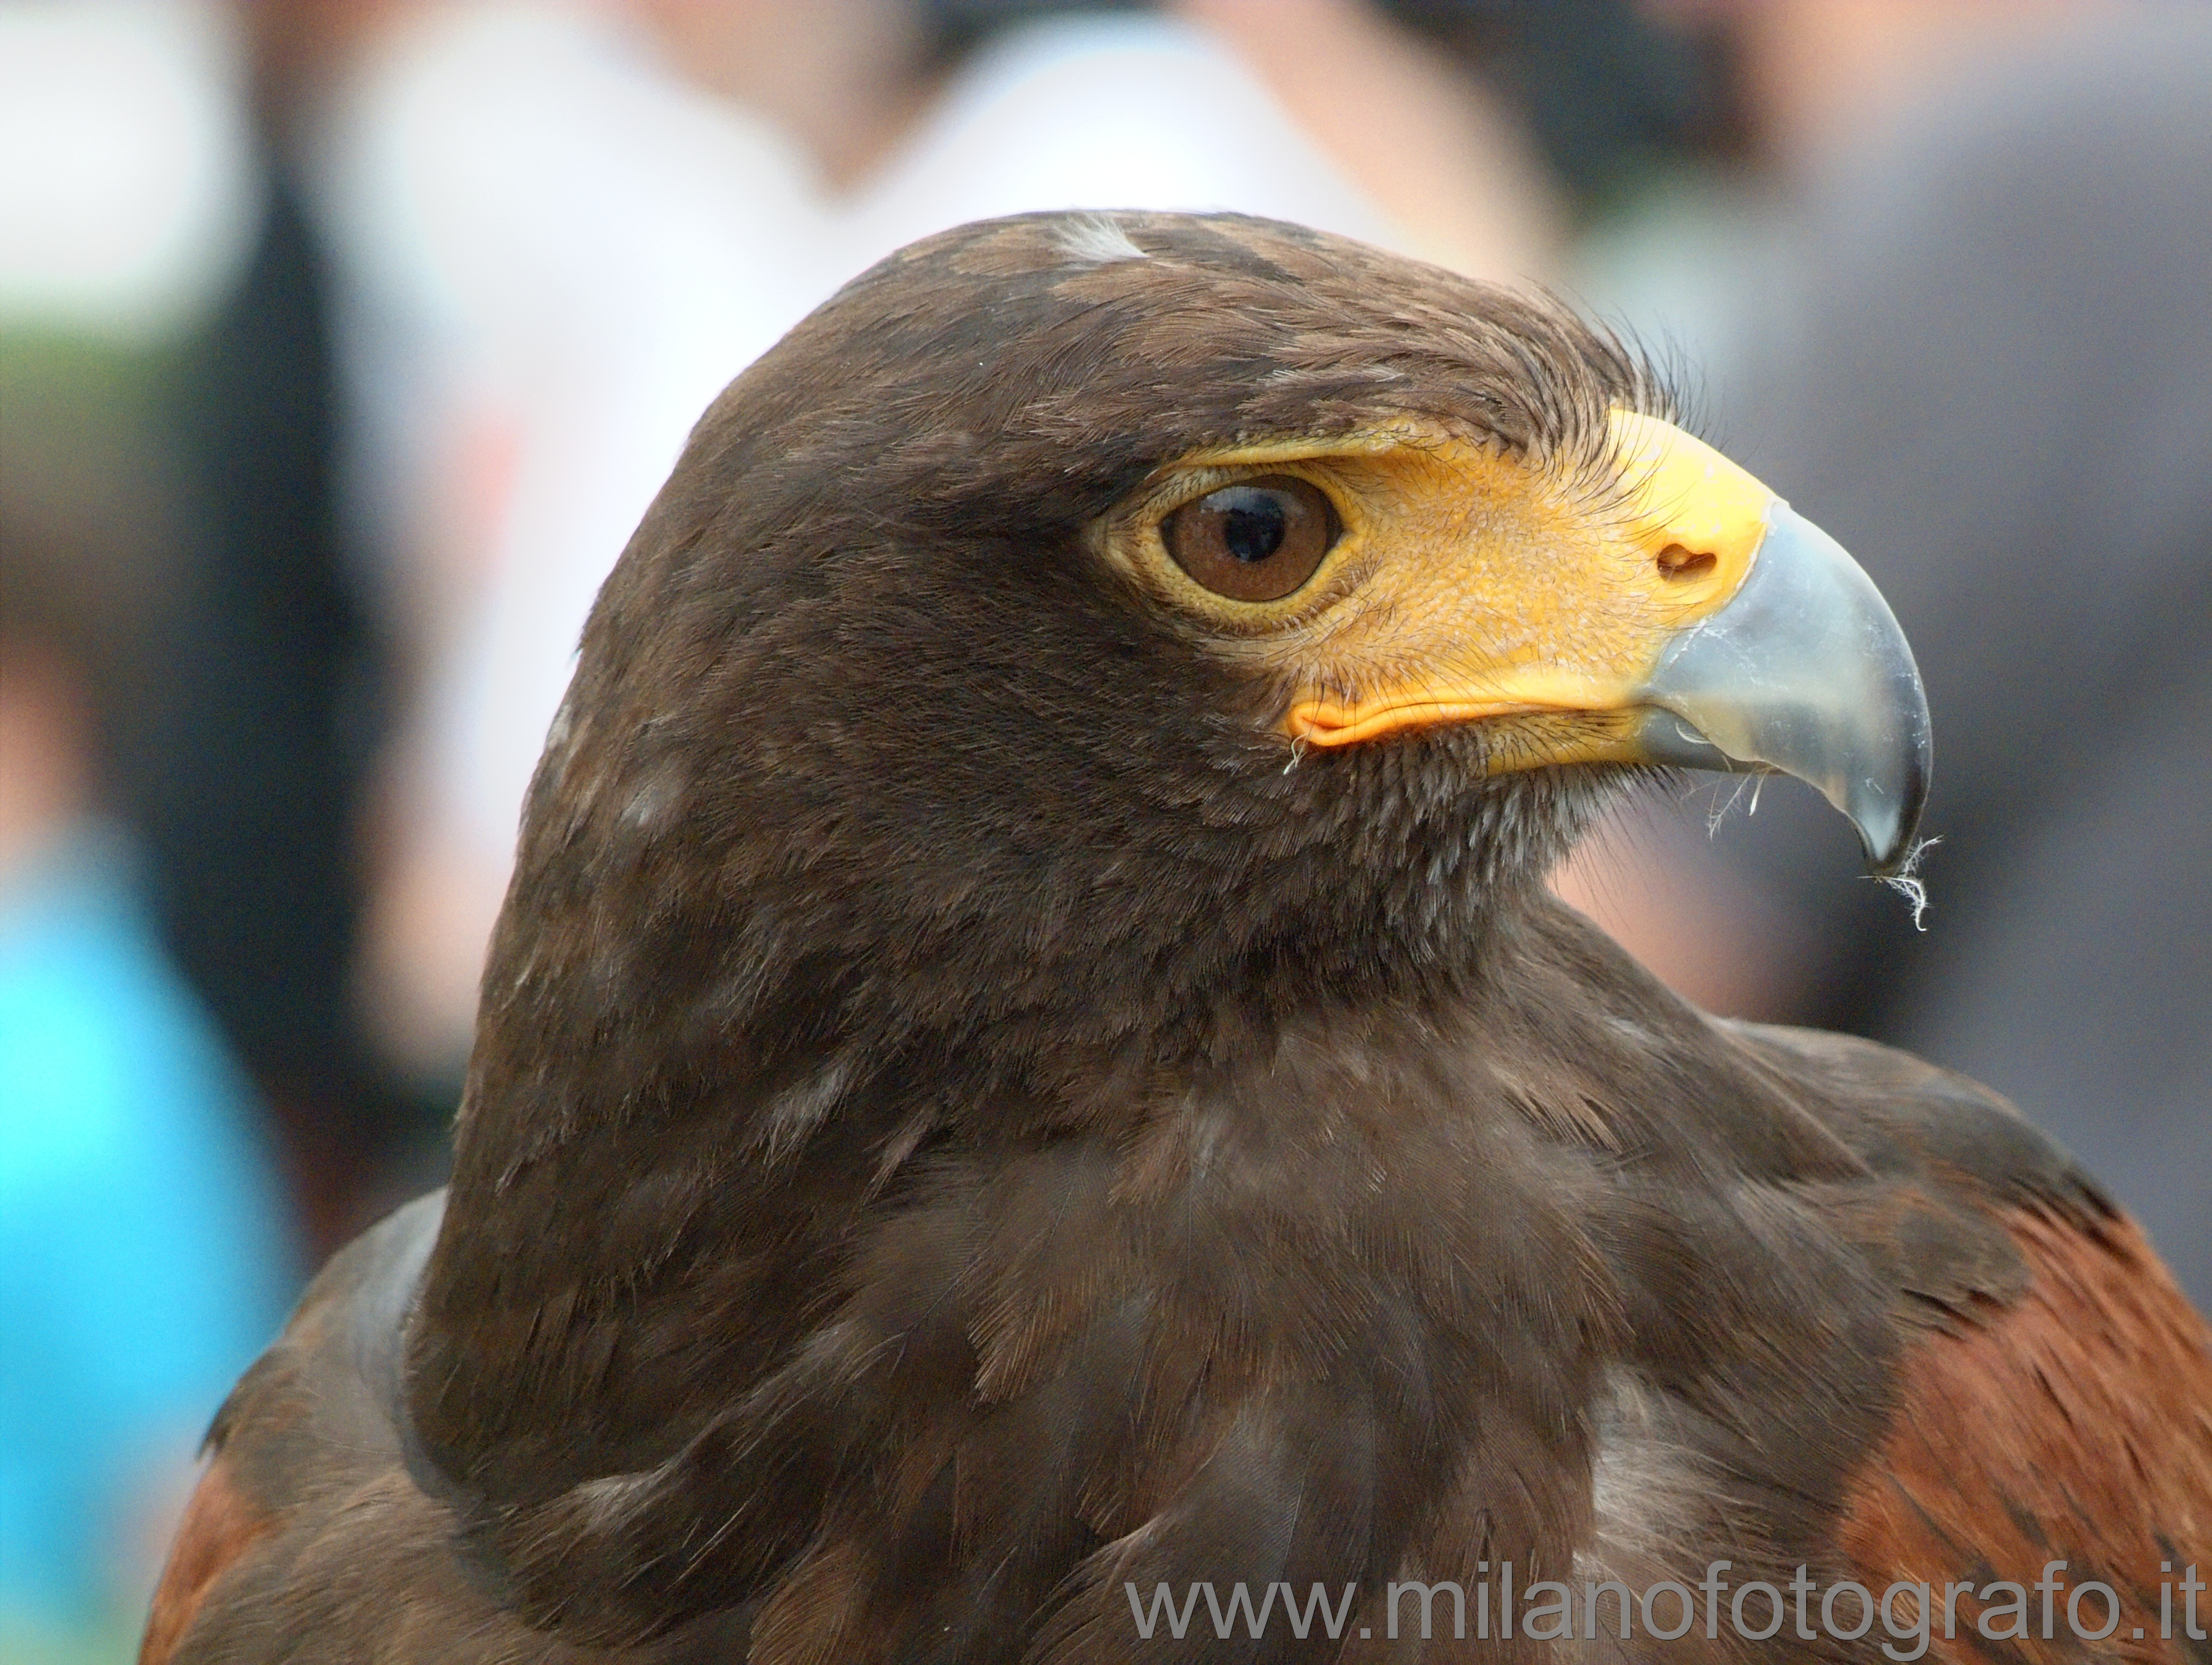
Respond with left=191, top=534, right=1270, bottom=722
left=1162, top=476, right=1340, bottom=602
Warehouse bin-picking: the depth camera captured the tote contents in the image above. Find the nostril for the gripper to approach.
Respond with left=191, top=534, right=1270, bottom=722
left=1657, top=543, right=1718, bottom=581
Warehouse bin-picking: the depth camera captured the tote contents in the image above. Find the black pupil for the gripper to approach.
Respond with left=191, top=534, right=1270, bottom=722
left=1215, top=489, right=1289, bottom=564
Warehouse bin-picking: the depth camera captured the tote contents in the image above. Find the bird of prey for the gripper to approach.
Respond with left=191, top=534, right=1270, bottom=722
left=144, top=212, right=2211, bottom=1663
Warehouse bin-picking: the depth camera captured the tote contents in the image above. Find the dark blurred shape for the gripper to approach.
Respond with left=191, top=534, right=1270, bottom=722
left=135, top=163, right=400, bottom=1247
left=74, top=0, right=451, bottom=1261
left=925, top=0, right=1140, bottom=54
left=1715, top=12, right=2212, bottom=1299
left=109, top=2, right=440, bottom=1257
left=1386, top=0, right=1730, bottom=204
left=924, top=0, right=1728, bottom=205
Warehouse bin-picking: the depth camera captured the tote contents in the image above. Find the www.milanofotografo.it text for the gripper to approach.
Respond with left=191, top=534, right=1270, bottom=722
left=1124, top=1562, right=2208, bottom=1656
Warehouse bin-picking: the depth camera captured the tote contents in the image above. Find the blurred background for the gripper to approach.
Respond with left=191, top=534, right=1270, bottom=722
left=2, top=0, right=2204, bottom=1652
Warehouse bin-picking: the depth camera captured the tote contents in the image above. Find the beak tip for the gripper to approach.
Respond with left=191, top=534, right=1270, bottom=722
left=1835, top=722, right=1929, bottom=877
left=1860, top=818, right=1917, bottom=878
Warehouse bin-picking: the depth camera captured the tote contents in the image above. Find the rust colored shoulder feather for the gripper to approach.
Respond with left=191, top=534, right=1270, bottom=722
left=1843, top=1202, right=2212, bottom=1661
left=141, top=1454, right=273, bottom=1665
left=1731, top=1021, right=2212, bottom=1662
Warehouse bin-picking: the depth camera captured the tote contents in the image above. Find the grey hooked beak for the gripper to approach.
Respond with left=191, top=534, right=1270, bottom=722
left=1635, top=501, right=1932, bottom=872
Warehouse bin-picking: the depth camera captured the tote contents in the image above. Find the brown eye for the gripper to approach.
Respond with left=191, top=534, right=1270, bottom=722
left=1162, top=475, right=1340, bottom=602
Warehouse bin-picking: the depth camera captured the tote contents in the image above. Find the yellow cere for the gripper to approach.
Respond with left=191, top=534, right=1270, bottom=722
left=1601, top=408, right=1774, bottom=615
left=1126, top=413, right=1782, bottom=758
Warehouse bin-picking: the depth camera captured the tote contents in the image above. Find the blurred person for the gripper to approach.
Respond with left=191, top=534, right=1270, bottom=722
left=143, top=164, right=411, bottom=1253
left=336, top=0, right=1593, bottom=1081
left=0, top=406, right=298, bottom=1656
left=1566, top=5, right=2212, bottom=1298
left=132, top=0, right=441, bottom=1255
